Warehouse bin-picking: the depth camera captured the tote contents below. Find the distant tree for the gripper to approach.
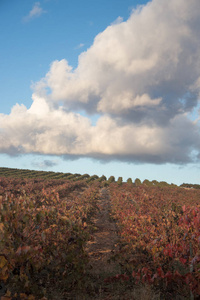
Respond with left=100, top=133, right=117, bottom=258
left=66, top=174, right=77, bottom=180
left=107, top=176, right=115, bottom=184
left=98, top=175, right=107, bottom=182
left=152, top=180, right=159, bottom=186
left=117, top=177, right=123, bottom=185
left=127, top=178, right=133, bottom=185
left=134, top=178, right=141, bottom=186
left=159, top=181, right=169, bottom=187
left=87, top=175, right=99, bottom=183
left=143, top=179, right=152, bottom=186
left=74, top=173, right=81, bottom=177
left=180, top=183, right=200, bottom=189
left=79, top=174, right=90, bottom=180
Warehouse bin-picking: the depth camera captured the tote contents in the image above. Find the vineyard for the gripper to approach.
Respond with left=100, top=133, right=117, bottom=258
left=0, top=168, right=199, bottom=299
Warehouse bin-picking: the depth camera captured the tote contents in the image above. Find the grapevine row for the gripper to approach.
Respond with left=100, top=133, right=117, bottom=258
left=109, top=183, right=200, bottom=299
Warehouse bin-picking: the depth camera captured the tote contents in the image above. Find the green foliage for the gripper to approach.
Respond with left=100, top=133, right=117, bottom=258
left=86, top=175, right=99, bottom=183
left=180, top=183, right=200, bottom=189
left=107, top=176, right=115, bottom=184
left=117, top=177, right=123, bottom=185
left=134, top=178, right=141, bottom=186
left=152, top=180, right=159, bottom=186
left=66, top=174, right=78, bottom=180
left=127, top=178, right=133, bottom=185
left=98, top=175, right=107, bottom=182
left=143, top=179, right=152, bottom=186
left=158, top=181, right=169, bottom=187
left=79, top=174, right=90, bottom=180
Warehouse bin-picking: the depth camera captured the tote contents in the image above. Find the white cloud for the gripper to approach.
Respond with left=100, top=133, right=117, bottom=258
left=97, top=92, right=162, bottom=114
left=111, top=16, right=123, bottom=25
left=75, top=43, right=85, bottom=50
left=2, top=0, right=200, bottom=164
left=23, top=2, right=46, bottom=22
left=36, top=0, right=200, bottom=121
left=0, top=94, right=199, bottom=163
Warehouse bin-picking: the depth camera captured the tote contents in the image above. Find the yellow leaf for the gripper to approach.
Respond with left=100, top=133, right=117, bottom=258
left=4, top=290, right=11, bottom=297
left=28, top=295, right=35, bottom=300
left=0, top=223, right=4, bottom=232
left=1, top=289, right=11, bottom=299
left=0, top=256, right=7, bottom=269
left=0, top=266, right=9, bottom=281
left=20, top=293, right=28, bottom=299
left=152, top=246, right=158, bottom=255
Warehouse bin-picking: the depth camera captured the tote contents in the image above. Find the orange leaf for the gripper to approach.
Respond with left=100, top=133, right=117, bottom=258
left=20, top=293, right=28, bottom=299
left=0, top=256, right=7, bottom=269
left=0, top=223, right=4, bottom=232
left=28, top=295, right=35, bottom=300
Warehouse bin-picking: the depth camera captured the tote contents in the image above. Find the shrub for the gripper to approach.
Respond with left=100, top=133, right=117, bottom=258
left=117, top=177, right=123, bottom=185
left=134, top=178, right=141, bottom=186
left=107, top=176, right=115, bottom=184
left=127, top=178, right=133, bottom=185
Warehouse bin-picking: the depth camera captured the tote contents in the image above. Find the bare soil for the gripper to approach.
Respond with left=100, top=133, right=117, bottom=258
left=73, top=187, right=161, bottom=300
left=85, top=187, right=120, bottom=277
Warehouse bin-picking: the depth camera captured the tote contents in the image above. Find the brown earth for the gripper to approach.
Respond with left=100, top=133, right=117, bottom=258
left=73, top=187, right=160, bottom=300
left=85, top=187, right=120, bottom=277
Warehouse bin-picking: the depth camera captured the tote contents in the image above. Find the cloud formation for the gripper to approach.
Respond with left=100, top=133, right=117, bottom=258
left=32, top=159, right=58, bottom=169
left=75, top=43, right=85, bottom=50
left=2, top=0, right=200, bottom=164
left=23, top=2, right=46, bottom=22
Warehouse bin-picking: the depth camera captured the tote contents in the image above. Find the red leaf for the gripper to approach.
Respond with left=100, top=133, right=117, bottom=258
left=179, top=257, right=187, bottom=265
left=16, top=246, right=22, bottom=255
left=157, top=266, right=164, bottom=279
left=164, top=271, right=173, bottom=285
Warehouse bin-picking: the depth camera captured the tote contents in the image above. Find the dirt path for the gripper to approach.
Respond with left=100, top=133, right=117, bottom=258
left=85, top=187, right=120, bottom=277
left=81, top=187, right=160, bottom=300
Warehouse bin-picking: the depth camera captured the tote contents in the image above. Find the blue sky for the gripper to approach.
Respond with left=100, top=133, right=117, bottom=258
left=1, top=0, right=200, bottom=185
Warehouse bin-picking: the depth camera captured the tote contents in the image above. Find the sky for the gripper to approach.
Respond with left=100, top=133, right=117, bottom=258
left=1, top=0, right=200, bottom=185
